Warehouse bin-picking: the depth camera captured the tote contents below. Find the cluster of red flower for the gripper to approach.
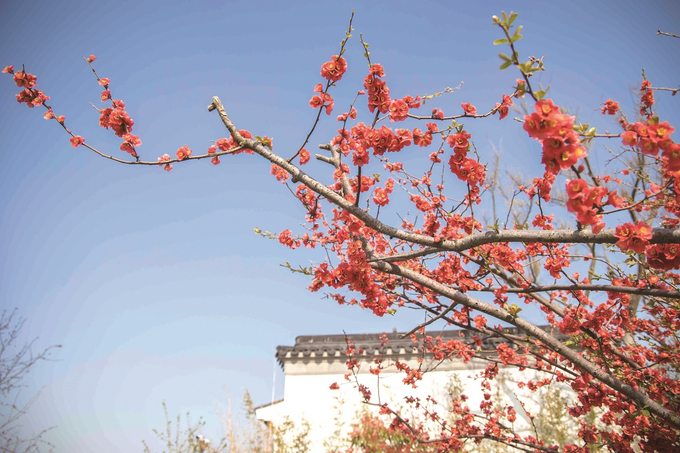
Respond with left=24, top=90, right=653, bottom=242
left=309, top=83, right=335, bottom=115
left=99, top=100, right=141, bottom=157
left=372, top=178, right=394, bottom=207
left=621, top=120, right=677, bottom=166
left=388, top=95, right=420, bottom=122
left=614, top=221, right=653, bottom=253
left=523, top=99, right=587, bottom=175
left=364, top=63, right=391, bottom=114
left=565, top=178, right=621, bottom=233
left=413, top=122, right=437, bottom=148
left=447, top=130, right=486, bottom=191
left=320, top=55, right=347, bottom=82
left=494, top=93, right=514, bottom=120
left=646, top=243, right=680, bottom=270
left=4, top=66, right=50, bottom=109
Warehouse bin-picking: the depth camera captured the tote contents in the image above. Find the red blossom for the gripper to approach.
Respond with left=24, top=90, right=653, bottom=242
left=431, top=108, right=444, bottom=119
left=270, top=164, right=290, bottom=183
left=320, top=55, right=347, bottom=82
left=70, top=136, right=85, bottom=148
left=621, top=130, right=638, bottom=147
left=601, top=99, right=619, bottom=115
left=157, top=154, right=172, bottom=172
left=309, top=95, right=323, bottom=109
left=299, top=148, right=310, bottom=165
left=388, top=99, right=409, bottom=122
left=615, top=221, right=653, bottom=253
left=13, top=70, right=37, bottom=88
left=175, top=145, right=192, bottom=161
left=461, top=102, right=477, bottom=115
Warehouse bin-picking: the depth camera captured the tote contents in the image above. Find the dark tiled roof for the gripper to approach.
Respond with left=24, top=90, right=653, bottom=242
left=276, top=326, right=566, bottom=368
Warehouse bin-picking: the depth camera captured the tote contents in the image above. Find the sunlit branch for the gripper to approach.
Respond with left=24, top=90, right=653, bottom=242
left=657, top=30, right=680, bottom=39
left=368, top=257, right=680, bottom=429
left=476, top=284, right=680, bottom=300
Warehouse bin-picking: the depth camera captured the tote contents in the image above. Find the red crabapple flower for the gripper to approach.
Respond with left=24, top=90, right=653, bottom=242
left=523, top=99, right=587, bottom=175
left=157, top=154, right=172, bottom=172
left=175, top=145, right=192, bottom=161
left=271, top=164, right=290, bottom=183
left=494, top=94, right=513, bottom=120
left=13, top=70, right=37, bottom=88
left=70, top=136, right=85, bottom=148
left=388, top=99, right=409, bottom=122
left=98, top=78, right=110, bottom=86
left=2, top=66, right=14, bottom=74
left=640, top=80, right=654, bottom=115
left=309, top=96, right=323, bottom=109
left=601, top=98, right=619, bottom=115
left=320, top=92, right=334, bottom=115
left=615, top=221, right=653, bottom=253
left=564, top=178, right=608, bottom=232
left=99, top=105, right=134, bottom=137
left=461, top=102, right=477, bottom=115
left=120, top=134, right=141, bottom=157
left=86, top=55, right=96, bottom=63
left=278, top=229, right=300, bottom=249
left=320, top=55, right=347, bottom=82
left=299, top=148, right=310, bottom=165
left=431, top=108, right=444, bottom=120
left=364, top=63, right=391, bottom=114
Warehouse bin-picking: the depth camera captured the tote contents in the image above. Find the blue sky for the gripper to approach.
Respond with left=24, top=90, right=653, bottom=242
left=1, top=0, right=679, bottom=451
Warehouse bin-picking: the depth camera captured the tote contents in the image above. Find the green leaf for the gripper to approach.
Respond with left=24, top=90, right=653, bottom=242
left=513, top=25, right=523, bottom=36
left=510, top=34, right=523, bottom=43
left=493, top=38, right=509, bottom=45
left=498, top=52, right=511, bottom=61
left=500, top=60, right=512, bottom=70
left=501, top=11, right=508, bottom=23
left=508, top=12, right=518, bottom=25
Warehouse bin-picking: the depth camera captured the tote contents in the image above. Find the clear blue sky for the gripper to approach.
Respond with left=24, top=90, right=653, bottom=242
left=1, top=0, right=678, bottom=451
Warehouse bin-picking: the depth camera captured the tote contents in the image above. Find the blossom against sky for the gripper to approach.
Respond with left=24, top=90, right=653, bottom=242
left=1, top=0, right=678, bottom=451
